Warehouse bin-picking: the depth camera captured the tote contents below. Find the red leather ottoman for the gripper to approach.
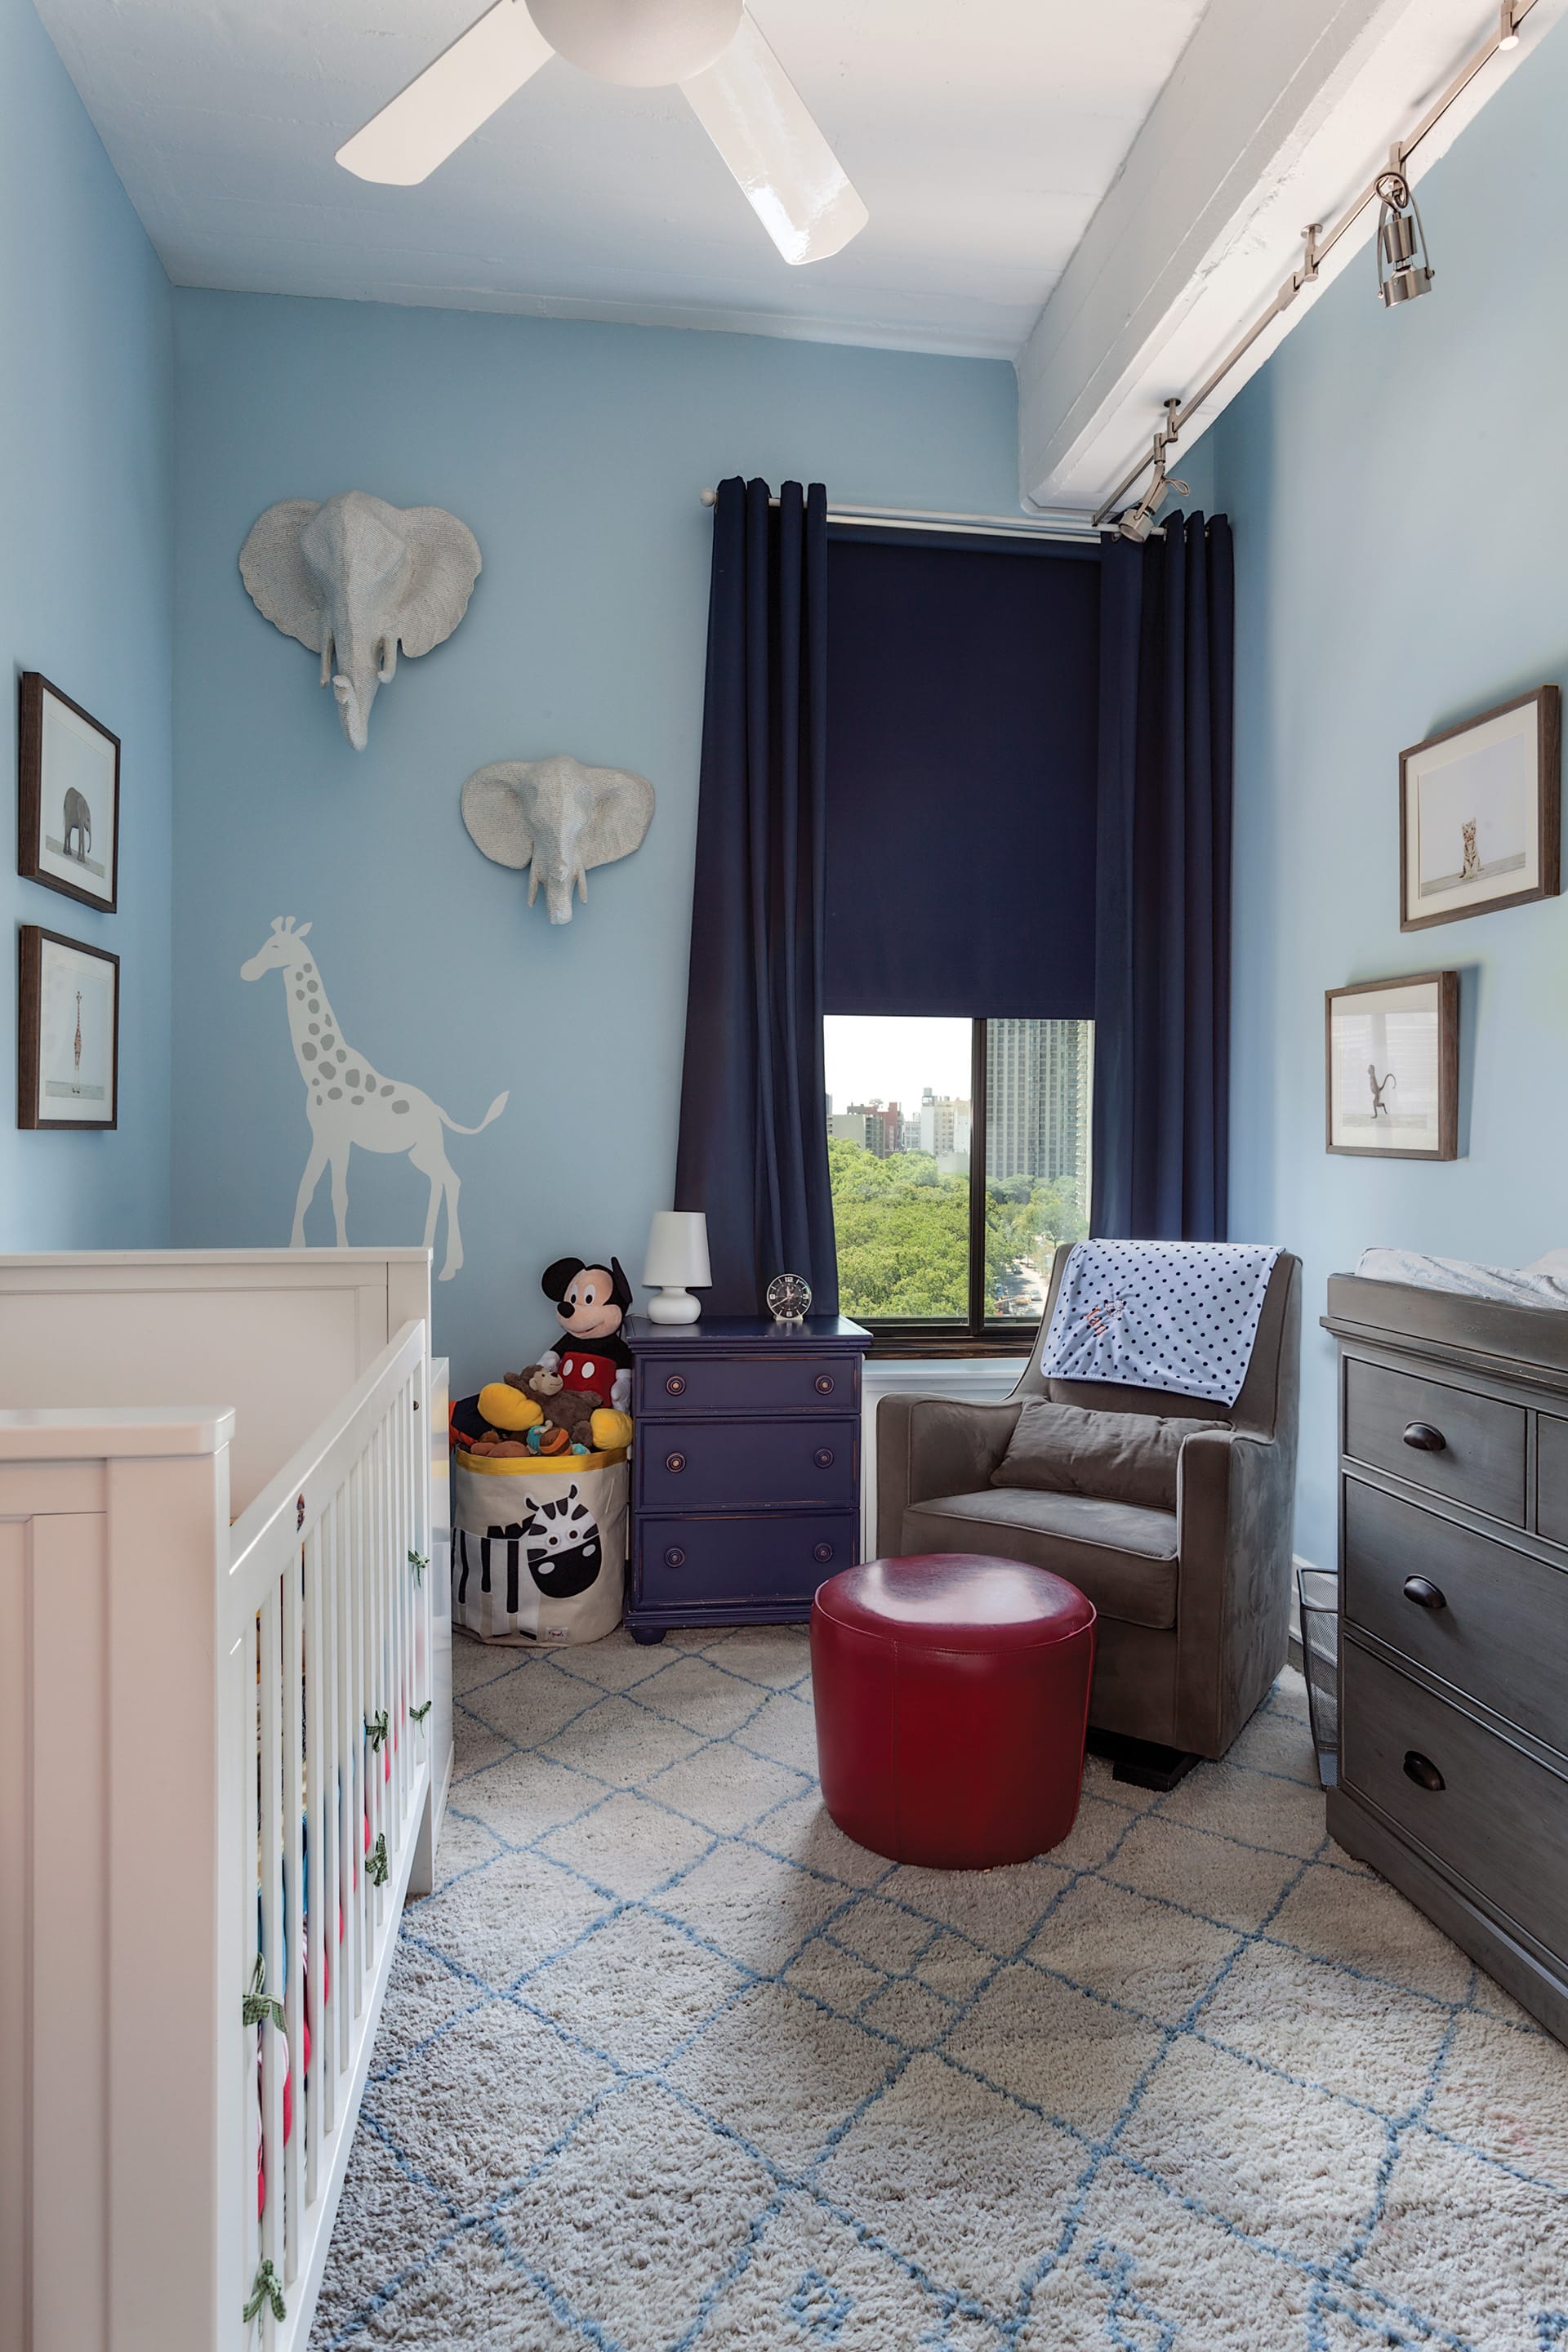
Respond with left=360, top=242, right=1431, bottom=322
left=811, top=1552, right=1097, bottom=1869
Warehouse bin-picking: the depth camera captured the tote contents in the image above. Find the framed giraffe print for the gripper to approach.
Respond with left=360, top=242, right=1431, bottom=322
left=1399, top=686, right=1559, bottom=931
left=1325, top=971, right=1457, bottom=1160
left=18, top=673, right=121, bottom=914
left=17, top=926, right=119, bottom=1130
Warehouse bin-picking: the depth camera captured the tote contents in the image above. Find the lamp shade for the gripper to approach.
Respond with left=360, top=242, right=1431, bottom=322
left=644, top=1210, right=712, bottom=1289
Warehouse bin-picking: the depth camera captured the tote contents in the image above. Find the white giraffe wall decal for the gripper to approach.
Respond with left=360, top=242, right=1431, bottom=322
left=241, top=915, right=507, bottom=1280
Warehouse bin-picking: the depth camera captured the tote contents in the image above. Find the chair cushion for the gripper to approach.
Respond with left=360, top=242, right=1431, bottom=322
left=901, top=1487, right=1178, bottom=1630
left=991, top=1398, right=1217, bottom=1510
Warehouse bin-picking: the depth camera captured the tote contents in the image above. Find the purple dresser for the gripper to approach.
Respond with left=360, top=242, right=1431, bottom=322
left=623, top=1312, right=872, bottom=1643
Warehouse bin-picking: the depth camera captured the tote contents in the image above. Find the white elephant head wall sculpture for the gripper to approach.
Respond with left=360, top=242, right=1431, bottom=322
left=461, top=754, right=655, bottom=924
left=238, top=490, right=482, bottom=750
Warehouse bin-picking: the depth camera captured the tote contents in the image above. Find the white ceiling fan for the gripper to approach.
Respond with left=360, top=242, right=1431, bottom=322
left=336, top=0, right=868, bottom=267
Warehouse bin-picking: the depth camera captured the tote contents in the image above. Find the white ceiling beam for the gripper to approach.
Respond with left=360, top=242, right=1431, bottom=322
left=1017, top=0, right=1566, bottom=514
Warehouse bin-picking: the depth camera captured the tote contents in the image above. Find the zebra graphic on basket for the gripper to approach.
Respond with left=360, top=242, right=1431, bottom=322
left=455, top=1484, right=604, bottom=1619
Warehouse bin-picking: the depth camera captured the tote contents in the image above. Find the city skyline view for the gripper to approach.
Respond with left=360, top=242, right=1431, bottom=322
left=824, top=1015, right=1093, bottom=1326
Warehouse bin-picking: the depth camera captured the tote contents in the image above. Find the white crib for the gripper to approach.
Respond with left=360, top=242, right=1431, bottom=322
left=0, top=1249, right=452, bottom=2352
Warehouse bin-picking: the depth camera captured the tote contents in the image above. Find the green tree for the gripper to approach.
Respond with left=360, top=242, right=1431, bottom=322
left=829, top=1136, right=1088, bottom=1323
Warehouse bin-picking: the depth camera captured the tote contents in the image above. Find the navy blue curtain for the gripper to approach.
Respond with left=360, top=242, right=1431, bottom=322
left=1091, top=510, right=1235, bottom=1240
left=675, top=478, right=839, bottom=1316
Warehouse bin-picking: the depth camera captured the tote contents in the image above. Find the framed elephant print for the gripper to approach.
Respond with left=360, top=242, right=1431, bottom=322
left=17, top=926, right=119, bottom=1130
left=18, top=672, right=121, bottom=913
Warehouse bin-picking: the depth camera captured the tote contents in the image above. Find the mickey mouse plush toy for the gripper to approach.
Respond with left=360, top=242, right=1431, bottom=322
left=537, top=1256, right=634, bottom=1414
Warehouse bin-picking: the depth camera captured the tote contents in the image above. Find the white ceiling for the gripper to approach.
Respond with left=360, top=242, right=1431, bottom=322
left=35, top=0, right=1211, bottom=359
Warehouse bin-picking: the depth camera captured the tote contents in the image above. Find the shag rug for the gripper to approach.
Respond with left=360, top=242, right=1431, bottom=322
left=311, top=1626, right=1568, bottom=2351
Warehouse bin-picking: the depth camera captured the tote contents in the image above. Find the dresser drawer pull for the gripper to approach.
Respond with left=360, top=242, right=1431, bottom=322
left=1402, top=1749, right=1446, bottom=1793
left=1401, top=1421, right=1447, bottom=1454
left=664, top=1546, right=686, bottom=1569
left=665, top=1452, right=686, bottom=1474
left=1402, top=1575, right=1447, bottom=1611
left=814, top=1374, right=835, bottom=1395
left=665, top=1374, right=686, bottom=1396
left=813, top=1541, right=836, bottom=1564
left=813, top=1448, right=835, bottom=1470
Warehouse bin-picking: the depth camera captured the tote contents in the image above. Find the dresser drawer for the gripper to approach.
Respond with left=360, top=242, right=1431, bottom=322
left=1341, top=1641, right=1568, bottom=1965
left=1343, top=1358, right=1526, bottom=1526
left=636, top=1512, right=856, bottom=1607
left=1343, top=1478, right=1568, bottom=1758
left=636, top=1354, right=859, bottom=1419
left=1539, top=1414, right=1568, bottom=1547
left=636, top=1419, right=857, bottom=1513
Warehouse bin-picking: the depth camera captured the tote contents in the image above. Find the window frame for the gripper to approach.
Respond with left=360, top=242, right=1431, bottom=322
left=830, top=1016, right=1087, bottom=1356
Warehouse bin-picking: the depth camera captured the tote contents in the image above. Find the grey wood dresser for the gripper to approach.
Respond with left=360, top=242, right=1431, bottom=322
left=1324, top=1273, right=1568, bottom=2043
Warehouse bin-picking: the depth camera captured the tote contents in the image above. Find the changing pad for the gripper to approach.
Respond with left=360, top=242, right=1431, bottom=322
left=1355, top=1247, right=1568, bottom=1311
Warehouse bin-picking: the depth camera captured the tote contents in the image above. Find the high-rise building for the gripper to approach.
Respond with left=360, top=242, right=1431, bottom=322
left=919, top=1089, right=972, bottom=1173
left=844, top=1100, right=901, bottom=1157
left=987, top=1021, right=1091, bottom=1196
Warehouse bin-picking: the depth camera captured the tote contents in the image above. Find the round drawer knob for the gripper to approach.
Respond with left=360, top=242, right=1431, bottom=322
left=664, top=1546, right=686, bottom=1569
left=813, top=1448, right=835, bottom=1470
left=1402, top=1575, right=1446, bottom=1611
left=1401, top=1421, right=1446, bottom=1454
left=665, top=1374, right=686, bottom=1396
left=814, top=1374, right=835, bottom=1395
left=665, top=1452, right=686, bottom=1474
left=813, top=1541, right=835, bottom=1564
left=1402, top=1749, right=1446, bottom=1793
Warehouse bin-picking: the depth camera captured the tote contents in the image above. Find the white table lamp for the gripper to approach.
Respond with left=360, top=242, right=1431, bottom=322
left=643, top=1210, right=712, bottom=1324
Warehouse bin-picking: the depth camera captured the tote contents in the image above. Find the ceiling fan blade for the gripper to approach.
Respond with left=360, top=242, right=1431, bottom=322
left=336, top=0, right=554, bottom=185
left=679, top=11, right=867, bottom=265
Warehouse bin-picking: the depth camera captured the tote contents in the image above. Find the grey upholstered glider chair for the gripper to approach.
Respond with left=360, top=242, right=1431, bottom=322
left=875, top=1245, right=1302, bottom=1779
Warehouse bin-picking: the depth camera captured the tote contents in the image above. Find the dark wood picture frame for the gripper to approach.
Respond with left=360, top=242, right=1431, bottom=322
left=17, top=925, right=120, bottom=1132
left=1399, top=686, right=1559, bottom=931
left=1325, top=970, right=1458, bottom=1161
left=18, top=671, right=121, bottom=913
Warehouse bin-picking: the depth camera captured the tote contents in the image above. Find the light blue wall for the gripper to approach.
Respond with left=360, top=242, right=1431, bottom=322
left=170, top=295, right=1018, bottom=1388
left=1215, top=21, right=1568, bottom=1566
left=2, top=1, right=172, bottom=1245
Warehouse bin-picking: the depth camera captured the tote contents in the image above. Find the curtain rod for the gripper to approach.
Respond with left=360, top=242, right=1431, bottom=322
left=1087, top=0, right=1541, bottom=526
left=697, top=490, right=1116, bottom=546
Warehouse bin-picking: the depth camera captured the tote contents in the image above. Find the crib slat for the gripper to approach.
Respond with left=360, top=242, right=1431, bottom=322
left=319, top=1494, right=340, bottom=2130
left=391, top=1394, right=405, bottom=1837
left=304, top=1517, right=329, bottom=2185
left=243, top=1611, right=263, bottom=2335
left=369, top=1422, right=386, bottom=1936
left=303, top=1524, right=324, bottom=2220
left=398, top=1388, right=411, bottom=1831
left=281, top=1546, right=305, bottom=2283
left=334, top=1483, right=357, bottom=2068
left=258, top=1584, right=286, bottom=2332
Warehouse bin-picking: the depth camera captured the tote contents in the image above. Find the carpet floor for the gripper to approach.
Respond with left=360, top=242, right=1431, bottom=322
left=310, top=1626, right=1568, bottom=2351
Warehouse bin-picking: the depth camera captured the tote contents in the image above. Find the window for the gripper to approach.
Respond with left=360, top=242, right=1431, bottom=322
left=825, top=1015, right=1092, bottom=1341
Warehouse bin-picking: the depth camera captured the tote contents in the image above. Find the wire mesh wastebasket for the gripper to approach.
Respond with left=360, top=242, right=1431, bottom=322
left=1296, top=1564, right=1338, bottom=1788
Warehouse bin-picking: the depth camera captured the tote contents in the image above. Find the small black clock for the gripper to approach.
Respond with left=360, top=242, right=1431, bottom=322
left=766, top=1272, right=813, bottom=1323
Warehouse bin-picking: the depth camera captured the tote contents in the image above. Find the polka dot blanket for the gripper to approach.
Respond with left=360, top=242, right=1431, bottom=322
left=1039, top=1241, right=1283, bottom=1407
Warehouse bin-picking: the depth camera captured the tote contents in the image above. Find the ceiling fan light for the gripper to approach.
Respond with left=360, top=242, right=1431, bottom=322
left=526, top=0, right=742, bottom=87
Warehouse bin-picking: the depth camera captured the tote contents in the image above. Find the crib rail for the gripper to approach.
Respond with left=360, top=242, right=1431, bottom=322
left=222, top=1318, right=430, bottom=2352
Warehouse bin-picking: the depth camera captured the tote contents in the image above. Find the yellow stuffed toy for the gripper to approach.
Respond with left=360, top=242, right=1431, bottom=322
left=590, top=1407, right=634, bottom=1454
left=478, top=1381, right=543, bottom=1433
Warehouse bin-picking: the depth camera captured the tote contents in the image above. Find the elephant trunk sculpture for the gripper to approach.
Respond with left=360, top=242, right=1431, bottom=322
left=239, top=489, right=482, bottom=749
left=461, top=754, right=655, bottom=924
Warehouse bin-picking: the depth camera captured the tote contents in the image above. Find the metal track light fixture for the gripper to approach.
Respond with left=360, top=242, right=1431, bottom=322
left=1374, top=147, right=1434, bottom=306
left=1118, top=400, right=1188, bottom=543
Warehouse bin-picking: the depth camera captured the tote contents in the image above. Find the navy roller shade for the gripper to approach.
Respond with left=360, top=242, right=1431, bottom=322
left=823, top=529, right=1100, bottom=1018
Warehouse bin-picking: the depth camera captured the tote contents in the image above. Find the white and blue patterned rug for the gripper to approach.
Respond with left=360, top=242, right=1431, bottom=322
left=311, top=1628, right=1568, bottom=2350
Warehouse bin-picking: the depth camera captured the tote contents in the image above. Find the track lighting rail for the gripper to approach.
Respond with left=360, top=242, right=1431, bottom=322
left=1089, top=0, right=1538, bottom=528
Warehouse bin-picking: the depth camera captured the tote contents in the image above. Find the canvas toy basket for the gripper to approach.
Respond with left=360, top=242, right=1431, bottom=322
left=452, top=1444, right=628, bottom=1645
